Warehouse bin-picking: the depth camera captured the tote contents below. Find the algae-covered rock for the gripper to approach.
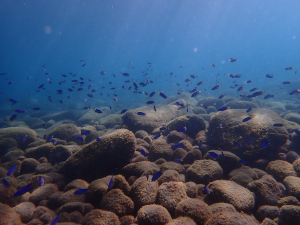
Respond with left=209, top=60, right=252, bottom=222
left=62, top=129, right=136, bottom=181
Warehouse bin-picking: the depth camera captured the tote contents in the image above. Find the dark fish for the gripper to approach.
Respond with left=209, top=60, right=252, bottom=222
left=50, top=215, right=60, bottom=225
left=137, top=112, right=146, bottom=115
left=14, top=184, right=32, bottom=196
left=199, top=140, right=202, bottom=148
left=250, top=88, right=258, bottom=92
left=12, top=109, right=26, bottom=113
left=211, top=64, right=215, bottom=67
left=160, top=127, right=167, bottom=131
left=218, top=107, right=229, bottom=111
left=7, top=165, right=16, bottom=176
left=146, top=101, right=155, bottom=105
left=94, top=109, right=103, bottom=113
left=265, top=74, right=273, bottom=78
left=239, top=159, right=246, bottom=165
left=209, top=152, right=219, bottom=160
left=132, top=82, right=138, bottom=89
left=96, top=137, right=102, bottom=142
left=281, top=81, right=291, bottom=84
left=200, top=104, right=208, bottom=109
left=122, top=73, right=129, bottom=76
left=242, top=137, right=250, bottom=143
left=187, top=105, right=189, bottom=112
left=203, top=186, right=210, bottom=194
left=290, top=89, right=300, bottom=95
left=39, top=176, right=44, bottom=186
left=47, top=135, right=53, bottom=142
left=237, top=85, right=244, bottom=91
left=235, top=74, right=242, bottom=78
left=7, top=98, right=17, bottom=104
left=295, top=129, right=300, bottom=134
left=120, top=109, right=127, bottom=114
left=9, top=114, right=17, bottom=122
left=87, top=94, right=93, bottom=98
left=149, top=91, right=156, bottom=97
left=261, top=143, right=269, bottom=148
left=76, top=136, right=84, bottom=142
left=250, top=91, right=265, bottom=97
left=140, top=149, right=147, bottom=157
left=177, top=126, right=187, bottom=132
left=285, top=67, right=294, bottom=70
left=221, top=151, right=225, bottom=159
left=273, top=123, right=283, bottom=127
left=176, top=101, right=185, bottom=106
left=197, top=81, right=204, bottom=85
left=108, top=176, right=113, bottom=189
left=81, top=130, right=90, bottom=135
left=228, top=58, right=237, bottom=63
left=32, top=107, right=41, bottom=110
left=153, top=133, right=161, bottom=139
left=246, top=80, right=252, bottom=83
left=264, top=94, right=274, bottom=99
left=153, top=105, right=156, bottom=111
left=219, top=94, right=225, bottom=99
left=158, top=92, right=167, bottom=98
left=74, top=189, right=88, bottom=194
left=174, top=159, right=182, bottom=163
left=212, top=84, right=221, bottom=90
left=152, top=171, right=162, bottom=181
left=21, top=135, right=27, bottom=142
left=56, top=90, right=63, bottom=94
left=2, top=177, right=10, bottom=187
left=191, top=90, right=201, bottom=97
left=242, top=116, right=252, bottom=122
left=246, top=108, right=252, bottom=113
left=233, top=142, right=242, bottom=147
left=171, top=142, right=184, bottom=149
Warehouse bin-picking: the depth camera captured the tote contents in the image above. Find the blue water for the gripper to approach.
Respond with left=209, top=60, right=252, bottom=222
left=1, top=0, right=300, bottom=118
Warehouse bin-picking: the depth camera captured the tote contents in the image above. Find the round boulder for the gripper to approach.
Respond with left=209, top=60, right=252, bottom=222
left=83, top=209, right=120, bottom=225
left=266, top=160, right=297, bottom=182
left=62, top=129, right=136, bottom=181
left=136, top=204, right=172, bottom=225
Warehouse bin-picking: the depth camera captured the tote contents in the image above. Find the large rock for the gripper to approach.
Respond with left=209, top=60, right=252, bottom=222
left=207, top=108, right=288, bottom=159
left=62, top=129, right=136, bottom=181
left=266, top=160, right=297, bottom=182
left=83, top=209, right=120, bottom=225
left=13, top=202, right=36, bottom=223
left=136, top=204, right=172, bottom=225
left=284, top=113, right=300, bottom=125
left=207, top=180, right=255, bottom=212
left=47, top=124, right=80, bottom=142
left=0, top=203, right=21, bottom=225
left=77, top=108, right=111, bottom=126
left=40, top=110, right=81, bottom=122
left=29, top=184, right=59, bottom=205
left=283, top=176, right=300, bottom=199
left=0, top=127, right=37, bottom=149
left=122, top=105, right=183, bottom=133
left=205, top=211, right=259, bottom=225
left=186, top=160, right=223, bottom=184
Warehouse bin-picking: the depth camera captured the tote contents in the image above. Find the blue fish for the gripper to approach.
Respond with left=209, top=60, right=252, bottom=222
left=187, top=105, right=189, bottom=112
left=94, top=109, right=103, bottom=113
left=39, top=176, right=44, bottom=186
left=52, top=139, right=57, bottom=145
left=32, top=107, right=41, bottom=110
left=140, top=149, right=147, bottom=157
left=50, top=215, right=60, bottom=225
left=233, top=142, right=242, bottom=147
left=74, top=189, right=88, bottom=194
left=7, top=165, right=16, bottom=176
left=174, top=159, right=182, bottom=163
left=12, top=109, right=26, bottom=113
left=242, top=137, right=250, bottom=143
left=160, top=127, right=166, bottom=131
left=137, top=112, right=146, bottom=115
left=219, top=94, right=225, bottom=99
left=81, top=130, right=90, bottom=135
left=203, top=186, right=210, bottom=194
left=242, top=116, right=252, bottom=122
left=295, top=129, right=300, bottom=134
left=96, top=137, right=102, bottom=142
left=152, top=171, right=162, bottom=181
left=261, top=143, right=269, bottom=148
left=76, top=136, right=84, bottom=142
left=261, top=139, right=269, bottom=143
left=154, top=105, right=156, bottom=111
left=221, top=151, right=225, bottom=159
left=246, top=108, right=252, bottom=113
left=199, top=140, right=202, bottom=148
left=273, top=123, right=283, bottom=127
left=43, top=134, right=47, bottom=139
left=177, top=126, right=187, bottom=132
left=239, top=159, right=246, bottom=165
left=14, top=184, right=32, bottom=196
left=153, top=133, right=161, bottom=139
left=47, top=135, right=53, bottom=142
left=218, top=106, right=229, bottom=111
left=108, top=176, right=113, bottom=189
left=168, top=128, right=171, bottom=134
left=209, top=152, right=219, bottom=159
left=1, top=178, right=10, bottom=187
left=171, top=142, right=184, bottom=149
left=120, top=109, right=127, bottom=114
left=9, top=114, right=17, bottom=122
